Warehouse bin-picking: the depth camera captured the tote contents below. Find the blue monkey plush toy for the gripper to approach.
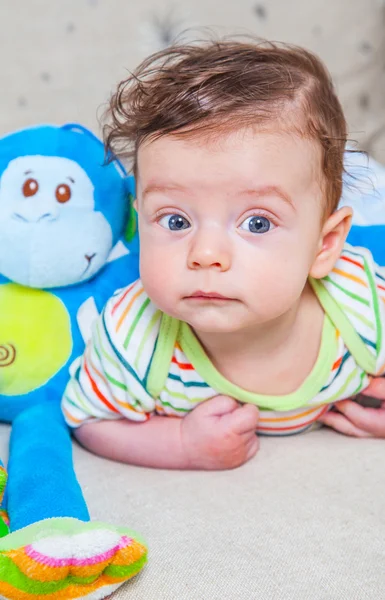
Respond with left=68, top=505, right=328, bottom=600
left=0, top=124, right=147, bottom=599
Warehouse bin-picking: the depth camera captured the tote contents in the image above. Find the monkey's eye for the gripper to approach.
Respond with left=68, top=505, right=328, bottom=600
left=22, top=178, right=39, bottom=197
left=56, top=184, right=71, bottom=203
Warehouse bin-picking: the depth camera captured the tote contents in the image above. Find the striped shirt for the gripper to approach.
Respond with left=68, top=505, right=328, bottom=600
left=62, top=244, right=385, bottom=436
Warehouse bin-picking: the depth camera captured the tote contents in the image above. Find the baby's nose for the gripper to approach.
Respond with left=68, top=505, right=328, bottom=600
left=187, top=229, right=231, bottom=271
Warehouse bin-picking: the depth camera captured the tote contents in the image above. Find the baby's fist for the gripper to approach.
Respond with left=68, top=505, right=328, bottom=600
left=181, top=395, right=260, bottom=470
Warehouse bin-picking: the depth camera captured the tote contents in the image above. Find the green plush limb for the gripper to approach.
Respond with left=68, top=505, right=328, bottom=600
left=0, top=460, right=9, bottom=538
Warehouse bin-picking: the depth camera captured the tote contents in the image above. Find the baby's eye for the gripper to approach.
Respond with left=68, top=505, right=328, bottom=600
left=158, top=214, right=191, bottom=231
left=239, top=215, right=272, bottom=234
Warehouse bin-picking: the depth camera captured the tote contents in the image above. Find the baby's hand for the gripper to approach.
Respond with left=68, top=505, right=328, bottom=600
left=318, top=377, right=385, bottom=438
left=180, top=395, right=260, bottom=470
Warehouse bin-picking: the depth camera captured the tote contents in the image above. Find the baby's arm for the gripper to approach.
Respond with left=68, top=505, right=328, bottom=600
left=319, top=258, right=385, bottom=439
left=75, top=395, right=260, bottom=470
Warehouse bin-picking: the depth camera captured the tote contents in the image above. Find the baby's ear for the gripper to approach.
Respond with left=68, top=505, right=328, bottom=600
left=310, top=206, right=353, bottom=279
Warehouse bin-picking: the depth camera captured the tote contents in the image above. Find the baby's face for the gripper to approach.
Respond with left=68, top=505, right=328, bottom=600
left=136, top=126, right=325, bottom=334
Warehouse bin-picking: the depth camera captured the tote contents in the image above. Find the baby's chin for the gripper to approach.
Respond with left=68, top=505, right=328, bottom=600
left=180, top=309, right=249, bottom=335
left=188, top=321, right=246, bottom=335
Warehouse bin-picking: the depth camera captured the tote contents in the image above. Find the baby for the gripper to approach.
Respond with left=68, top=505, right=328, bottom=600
left=62, top=39, right=385, bottom=470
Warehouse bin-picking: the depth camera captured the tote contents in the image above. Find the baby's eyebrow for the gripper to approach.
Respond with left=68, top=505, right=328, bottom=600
left=239, top=185, right=294, bottom=209
left=142, top=183, right=189, bottom=198
left=141, top=182, right=294, bottom=209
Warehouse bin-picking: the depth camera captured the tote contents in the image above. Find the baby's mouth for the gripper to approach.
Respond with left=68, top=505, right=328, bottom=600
left=185, top=291, right=234, bottom=301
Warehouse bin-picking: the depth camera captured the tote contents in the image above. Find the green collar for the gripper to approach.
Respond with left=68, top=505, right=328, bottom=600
left=146, top=310, right=337, bottom=411
left=177, top=316, right=336, bottom=410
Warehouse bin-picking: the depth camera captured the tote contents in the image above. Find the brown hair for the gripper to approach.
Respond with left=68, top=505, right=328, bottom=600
left=104, top=38, right=347, bottom=213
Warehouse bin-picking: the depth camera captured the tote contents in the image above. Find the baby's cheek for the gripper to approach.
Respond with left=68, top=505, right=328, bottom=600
left=273, top=267, right=309, bottom=305
left=252, top=263, right=308, bottom=318
left=140, top=250, right=177, bottom=313
left=140, top=252, right=162, bottom=292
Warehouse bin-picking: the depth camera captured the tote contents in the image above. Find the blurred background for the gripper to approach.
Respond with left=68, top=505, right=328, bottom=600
left=1, top=0, right=384, bottom=160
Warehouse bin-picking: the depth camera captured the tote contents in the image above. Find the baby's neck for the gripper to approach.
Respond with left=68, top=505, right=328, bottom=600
left=193, top=283, right=325, bottom=396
